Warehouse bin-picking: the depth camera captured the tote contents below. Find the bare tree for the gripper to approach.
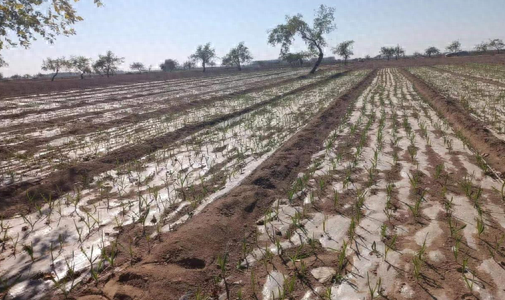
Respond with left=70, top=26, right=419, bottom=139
left=93, top=51, right=124, bottom=77
left=222, top=42, right=253, bottom=71
left=183, top=60, right=196, bottom=70
left=446, top=40, right=461, bottom=53
left=268, top=5, right=336, bottom=74
left=380, top=47, right=395, bottom=60
left=425, top=46, right=440, bottom=58
left=489, top=39, right=504, bottom=53
left=130, top=62, right=145, bottom=73
left=190, top=43, right=216, bottom=72
left=394, top=44, right=405, bottom=60
left=42, top=57, right=69, bottom=81
left=160, top=59, right=179, bottom=72
left=333, top=40, right=354, bottom=65
left=474, top=42, right=488, bottom=53
left=69, top=56, right=91, bottom=79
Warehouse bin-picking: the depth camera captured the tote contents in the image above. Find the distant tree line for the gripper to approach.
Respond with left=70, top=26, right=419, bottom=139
left=2, top=1, right=505, bottom=80
left=40, top=51, right=125, bottom=81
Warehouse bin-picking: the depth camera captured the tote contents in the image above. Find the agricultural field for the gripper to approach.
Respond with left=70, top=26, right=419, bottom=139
left=0, top=64, right=505, bottom=300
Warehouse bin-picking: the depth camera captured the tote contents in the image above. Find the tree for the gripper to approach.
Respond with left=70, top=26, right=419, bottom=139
left=42, top=57, right=69, bottom=81
left=489, top=39, right=505, bottom=53
left=0, top=0, right=103, bottom=67
left=413, top=52, right=424, bottom=58
left=222, top=42, right=253, bottom=71
left=380, top=47, right=395, bottom=60
left=268, top=5, right=336, bottom=74
left=182, top=60, right=195, bottom=70
left=280, top=51, right=314, bottom=66
left=425, top=46, right=440, bottom=58
left=190, top=43, right=216, bottom=72
left=69, top=56, right=91, bottom=79
left=474, top=42, right=488, bottom=53
left=446, top=40, right=461, bottom=53
left=394, top=44, right=405, bottom=60
left=93, top=51, right=124, bottom=77
left=160, top=59, right=179, bottom=72
left=333, top=40, right=354, bottom=65
left=130, top=62, right=145, bottom=73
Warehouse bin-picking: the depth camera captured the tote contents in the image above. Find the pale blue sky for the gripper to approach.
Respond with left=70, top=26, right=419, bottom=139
left=1, top=0, right=504, bottom=76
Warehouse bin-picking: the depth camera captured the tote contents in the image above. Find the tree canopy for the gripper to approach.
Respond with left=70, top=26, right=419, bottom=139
left=268, top=5, right=336, bottom=74
left=41, top=57, right=69, bottom=81
left=130, top=62, right=145, bottom=73
left=182, top=60, right=195, bottom=70
left=394, top=45, right=405, bottom=60
left=380, top=47, right=395, bottom=60
left=0, top=0, right=103, bottom=67
left=160, top=59, right=179, bottom=72
left=425, top=46, right=440, bottom=57
left=69, top=56, right=91, bottom=79
left=489, top=39, right=504, bottom=53
left=446, top=41, right=461, bottom=53
left=474, top=42, right=488, bottom=52
left=93, top=50, right=124, bottom=77
left=333, top=40, right=354, bottom=65
left=222, top=42, right=253, bottom=71
left=190, top=43, right=216, bottom=72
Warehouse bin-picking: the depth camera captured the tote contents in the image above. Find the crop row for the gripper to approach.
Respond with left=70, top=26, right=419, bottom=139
left=436, top=63, right=505, bottom=84
left=234, top=69, right=505, bottom=300
left=409, top=67, right=505, bottom=139
left=0, top=69, right=340, bottom=189
left=0, top=70, right=369, bottom=299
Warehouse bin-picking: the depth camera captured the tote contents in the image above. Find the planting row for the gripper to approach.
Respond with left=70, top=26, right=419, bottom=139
left=0, top=70, right=369, bottom=299
left=410, top=67, right=505, bottom=139
left=0, top=69, right=334, bottom=189
left=436, top=63, right=505, bottom=84
left=0, top=69, right=305, bottom=128
left=229, top=69, right=505, bottom=300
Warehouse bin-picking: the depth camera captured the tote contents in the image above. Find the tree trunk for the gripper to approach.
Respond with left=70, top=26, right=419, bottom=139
left=344, top=56, right=348, bottom=65
left=202, top=62, right=206, bottom=72
left=51, top=69, right=59, bottom=81
left=310, top=45, right=323, bottom=74
left=237, top=61, right=241, bottom=71
left=80, top=72, right=84, bottom=80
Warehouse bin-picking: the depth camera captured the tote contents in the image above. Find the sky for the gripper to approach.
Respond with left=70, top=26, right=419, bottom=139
left=1, top=0, right=504, bottom=77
